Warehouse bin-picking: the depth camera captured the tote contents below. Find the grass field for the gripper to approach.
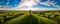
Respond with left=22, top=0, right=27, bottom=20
left=0, top=10, right=60, bottom=24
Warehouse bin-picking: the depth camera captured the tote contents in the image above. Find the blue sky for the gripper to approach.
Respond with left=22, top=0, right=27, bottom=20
left=32, top=0, right=60, bottom=8
left=0, top=0, right=60, bottom=9
left=41, top=0, right=60, bottom=6
left=0, top=0, right=21, bottom=8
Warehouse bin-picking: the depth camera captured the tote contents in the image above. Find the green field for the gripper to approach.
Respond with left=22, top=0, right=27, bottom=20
left=0, top=10, right=60, bottom=24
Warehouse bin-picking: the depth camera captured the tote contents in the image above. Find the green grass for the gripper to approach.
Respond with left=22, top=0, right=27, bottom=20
left=4, top=14, right=28, bottom=24
left=0, top=10, right=60, bottom=24
left=4, top=14, right=58, bottom=24
left=33, top=14, right=58, bottom=24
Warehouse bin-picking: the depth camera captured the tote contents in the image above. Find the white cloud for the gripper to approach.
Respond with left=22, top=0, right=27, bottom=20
left=54, top=5, right=60, bottom=8
left=35, top=0, right=60, bottom=8
left=15, top=0, right=60, bottom=10
left=18, top=0, right=35, bottom=7
left=0, top=0, right=60, bottom=10
left=37, top=0, right=56, bottom=6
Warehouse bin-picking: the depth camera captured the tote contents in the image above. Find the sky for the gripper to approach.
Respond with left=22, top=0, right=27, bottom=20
left=0, top=0, right=21, bottom=8
left=0, top=0, right=60, bottom=10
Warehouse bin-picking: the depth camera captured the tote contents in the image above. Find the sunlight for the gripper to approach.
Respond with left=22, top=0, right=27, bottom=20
left=23, top=1, right=34, bottom=6
left=17, top=0, right=36, bottom=10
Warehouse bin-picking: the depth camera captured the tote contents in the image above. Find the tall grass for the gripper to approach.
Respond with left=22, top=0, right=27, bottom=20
left=4, top=14, right=28, bottom=24
left=33, top=14, right=58, bottom=24
left=4, top=14, right=58, bottom=24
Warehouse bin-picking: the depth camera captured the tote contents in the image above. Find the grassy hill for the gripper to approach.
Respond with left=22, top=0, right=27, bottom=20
left=0, top=10, right=60, bottom=24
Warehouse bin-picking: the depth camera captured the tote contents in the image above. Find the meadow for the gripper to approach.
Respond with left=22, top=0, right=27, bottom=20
left=0, top=10, right=60, bottom=24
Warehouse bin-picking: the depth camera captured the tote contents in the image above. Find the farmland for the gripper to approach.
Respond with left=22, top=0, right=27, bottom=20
left=0, top=10, right=60, bottom=24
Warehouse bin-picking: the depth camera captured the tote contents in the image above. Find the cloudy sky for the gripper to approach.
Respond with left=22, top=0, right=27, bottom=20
left=0, top=0, right=60, bottom=10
